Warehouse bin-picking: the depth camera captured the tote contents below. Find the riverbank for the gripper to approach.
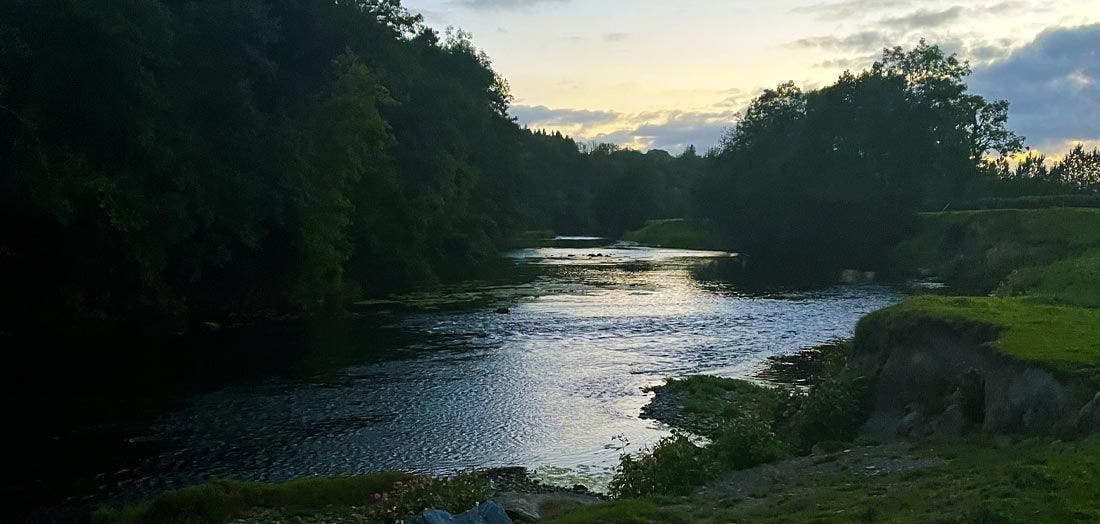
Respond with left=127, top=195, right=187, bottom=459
left=550, top=207, right=1100, bottom=521
left=622, top=219, right=730, bottom=251
left=92, top=468, right=604, bottom=523
left=88, top=208, right=1100, bottom=522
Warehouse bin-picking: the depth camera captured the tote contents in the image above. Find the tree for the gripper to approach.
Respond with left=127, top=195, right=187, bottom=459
left=699, top=42, right=1025, bottom=282
left=1051, top=145, right=1100, bottom=190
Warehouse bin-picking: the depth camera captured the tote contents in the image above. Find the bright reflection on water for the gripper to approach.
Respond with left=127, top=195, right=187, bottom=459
left=137, top=245, right=900, bottom=494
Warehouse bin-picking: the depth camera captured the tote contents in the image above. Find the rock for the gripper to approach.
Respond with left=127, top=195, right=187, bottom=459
left=811, top=440, right=848, bottom=456
left=839, top=269, right=876, bottom=284
left=932, top=404, right=966, bottom=436
left=495, top=492, right=600, bottom=522
left=1076, top=392, right=1100, bottom=433
left=495, top=307, right=511, bottom=314
left=897, top=408, right=922, bottom=437
left=410, top=501, right=512, bottom=524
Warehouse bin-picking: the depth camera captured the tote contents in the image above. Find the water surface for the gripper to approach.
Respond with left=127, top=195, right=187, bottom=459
left=111, top=244, right=901, bottom=496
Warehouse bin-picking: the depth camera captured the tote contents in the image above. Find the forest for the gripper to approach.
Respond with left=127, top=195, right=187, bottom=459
left=2, top=0, right=1099, bottom=335
left=0, top=0, right=701, bottom=334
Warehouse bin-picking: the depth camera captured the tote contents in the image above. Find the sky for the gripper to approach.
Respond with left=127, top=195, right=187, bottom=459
left=402, top=0, right=1100, bottom=156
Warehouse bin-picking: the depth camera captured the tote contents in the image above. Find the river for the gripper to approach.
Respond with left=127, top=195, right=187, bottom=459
left=78, top=242, right=902, bottom=505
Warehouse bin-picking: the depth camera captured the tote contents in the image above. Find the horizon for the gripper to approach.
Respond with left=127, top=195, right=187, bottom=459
left=405, top=0, right=1100, bottom=157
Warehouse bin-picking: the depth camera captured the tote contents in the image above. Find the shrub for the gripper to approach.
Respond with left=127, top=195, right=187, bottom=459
left=784, top=373, right=868, bottom=454
left=710, top=414, right=786, bottom=470
left=608, top=433, right=713, bottom=499
left=609, top=414, right=788, bottom=499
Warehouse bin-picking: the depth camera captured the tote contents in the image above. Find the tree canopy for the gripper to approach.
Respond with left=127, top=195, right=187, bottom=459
left=0, top=0, right=704, bottom=331
left=698, top=42, right=1030, bottom=281
left=1, top=3, right=1094, bottom=333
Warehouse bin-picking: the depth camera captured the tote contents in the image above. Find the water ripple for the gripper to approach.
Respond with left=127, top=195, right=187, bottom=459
left=113, top=246, right=900, bottom=498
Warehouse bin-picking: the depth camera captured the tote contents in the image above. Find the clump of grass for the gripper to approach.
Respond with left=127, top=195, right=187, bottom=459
left=642, top=375, right=788, bottom=437
left=92, top=472, right=491, bottom=524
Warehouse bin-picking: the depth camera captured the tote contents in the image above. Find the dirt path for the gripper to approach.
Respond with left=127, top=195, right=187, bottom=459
left=697, top=442, right=941, bottom=509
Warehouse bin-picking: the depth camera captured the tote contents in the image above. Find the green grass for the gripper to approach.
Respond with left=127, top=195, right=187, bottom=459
left=729, top=437, right=1100, bottom=523
left=997, top=248, right=1100, bottom=307
left=857, top=295, right=1100, bottom=385
left=623, top=219, right=729, bottom=251
left=644, top=375, right=786, bottom=437
left=93, top=472, right=491, bottom=524
left=548, top=498, right=741, bottom=523
left=890, top=208, right=1100, bottom=296
left=552, top=437, right=1100, bottom=523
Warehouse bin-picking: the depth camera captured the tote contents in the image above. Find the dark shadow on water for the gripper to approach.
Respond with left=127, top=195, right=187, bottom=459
left=754, top=341, right=852, bottom=388
left=0, top=314, right=438, bottom=521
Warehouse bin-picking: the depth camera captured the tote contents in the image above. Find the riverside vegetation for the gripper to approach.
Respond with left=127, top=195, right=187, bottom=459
left=8, top=0, right=1100, bottom=522
left=93, top=209, right=1100, bottom=522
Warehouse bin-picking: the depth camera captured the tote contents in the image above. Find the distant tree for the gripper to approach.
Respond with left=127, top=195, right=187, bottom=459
left=1051, top=145, right=1100, bottom=190
left=699, top=42, right=1025, bottom=282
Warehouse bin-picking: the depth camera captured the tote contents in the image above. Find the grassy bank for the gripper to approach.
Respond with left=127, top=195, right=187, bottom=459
left=93, top=473, right=490, bottom=524
left=550, top=436, right=1100, bottom=523
left=98, top=208, right=1100, bottom=522
left=623, top=219, right=729, bottom=251
left=857, top=295, right=1100, bottom=385
left=869, top=207, right=1100, bottom=382
left=889, top=208, right=1100, bottom=298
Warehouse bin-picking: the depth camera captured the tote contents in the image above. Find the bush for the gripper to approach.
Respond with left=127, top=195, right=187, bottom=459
left=608, top=433, right=714, bottom=499
left=608, top=413, right=789, bottom=499
left=710, top=414, right=786, bottom=470
left=783, top=373, right=868, bottom=454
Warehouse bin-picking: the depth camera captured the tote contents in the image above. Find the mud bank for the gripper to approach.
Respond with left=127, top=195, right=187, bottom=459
left=855, top=315, right=1100, bottom=441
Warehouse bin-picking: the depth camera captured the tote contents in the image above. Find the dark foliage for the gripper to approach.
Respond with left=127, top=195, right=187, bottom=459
left=0, top=0, right=701, bottom=333
left=696, top=42, right=1037, bottom=282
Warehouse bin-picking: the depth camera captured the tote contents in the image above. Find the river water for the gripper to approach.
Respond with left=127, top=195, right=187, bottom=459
left=94, top=243, right=901, bottom=500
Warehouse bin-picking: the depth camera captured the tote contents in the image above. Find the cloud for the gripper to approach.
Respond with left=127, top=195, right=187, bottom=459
left=814, top=55, right=879, bottom=70
left=789, top=2, right=1036, bottom=65
left=510, top=105, right=621, bottom=131
left=588, top=111, right=738, bottom=153
left=603, top=32, right=631, bottom=43
left=791, top=0, right=1033, bottom=23
left=880, top=6, right=966, bottom=30
left=449, top=0, right=568, bottom=10
left=971, top=24, right=1100, bottom=153
left=790, top=0, right=913, bottom=21
left=512, top=105, right=739, bottom=154
left=787, top=30, right=894, bottom=52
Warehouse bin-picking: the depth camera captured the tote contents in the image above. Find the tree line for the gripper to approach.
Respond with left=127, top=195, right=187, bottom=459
left=0, top=0, right=701, bottom=332
left=3, top=2, right=1099, bottom=333
left=696, top=41, right=1100, bottom=282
